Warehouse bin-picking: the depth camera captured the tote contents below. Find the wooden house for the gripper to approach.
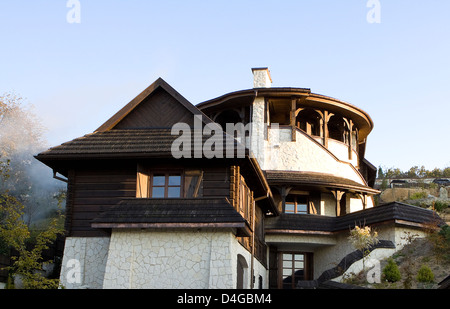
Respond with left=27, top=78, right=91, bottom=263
left=36, top=69, right=444, bottom=289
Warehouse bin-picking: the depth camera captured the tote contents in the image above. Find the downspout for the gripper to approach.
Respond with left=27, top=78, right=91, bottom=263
left=251, top=197, right=255, bottom=289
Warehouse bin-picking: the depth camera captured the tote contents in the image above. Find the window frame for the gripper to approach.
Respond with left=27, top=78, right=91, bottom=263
left=277, top=252, right=313, bottom=289
left=284, top=195, right=309, bottom=214
left=149, top=171, right=184, bottom=198
left=279, top=252, right=305, bottom=289
left=137, top=166, right=204, bottom=199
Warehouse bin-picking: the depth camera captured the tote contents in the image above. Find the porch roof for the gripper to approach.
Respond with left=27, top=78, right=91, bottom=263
left=265, top=170, right=380, bottom=195
left=91, top=197, right=252, bottom=236
left=265, top=202, right=445, bottom=235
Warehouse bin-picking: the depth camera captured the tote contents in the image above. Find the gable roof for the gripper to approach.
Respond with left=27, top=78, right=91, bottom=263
left=96, top=77, right=212, bottom=132
left=35, top=78, right=218, bottom=163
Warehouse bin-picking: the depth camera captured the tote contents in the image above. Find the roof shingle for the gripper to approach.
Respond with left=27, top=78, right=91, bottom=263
left=265, top=202, right=445, bottom=233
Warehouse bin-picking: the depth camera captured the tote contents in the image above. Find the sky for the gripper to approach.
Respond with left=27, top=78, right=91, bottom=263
left=0, top=0, right=449, bottom=172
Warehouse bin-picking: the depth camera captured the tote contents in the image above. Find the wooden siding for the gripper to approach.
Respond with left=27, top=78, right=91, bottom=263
left=114, top=87, right=195, bottom=129
left=202, top=166, right=230, bottom=198
left=65, top=162, right=231, bottom=237
left=68, top=166, right=136, bottom=237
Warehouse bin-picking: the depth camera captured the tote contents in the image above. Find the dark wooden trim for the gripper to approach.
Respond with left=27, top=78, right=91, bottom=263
left=64, top=169, right=75, bottom=237
left=265, top=229, right=335, bottom=236
left=91, top=222, right=252, bottom=237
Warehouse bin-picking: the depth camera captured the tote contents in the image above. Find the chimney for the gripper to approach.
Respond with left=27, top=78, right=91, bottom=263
left=252, top=67, right=272, bottom=88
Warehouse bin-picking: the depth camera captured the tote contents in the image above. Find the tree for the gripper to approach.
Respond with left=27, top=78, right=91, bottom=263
left=348, top=225, right=379, bottom=272
left=377, top=166, right=384, bottom=179
left=0, top=93, right=66, bottom=288
left=0, top=181, right=65, bottom=288
left=407, top=166, right=419, bottom=178
left=0, top=92, right=64, bottom=226
left=443, top=167, right=450, bottom=178
left=418, top=165, right=427, bottom=178
left=430, top=167, right=443, bottom=178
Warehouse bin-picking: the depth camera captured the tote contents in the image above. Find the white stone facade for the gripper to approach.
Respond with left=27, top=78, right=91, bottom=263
left=249, top=98, right=366, bottom=184
left=59, top=237, right=110, bottom=289
left=59, top=229, right=268, bottom=289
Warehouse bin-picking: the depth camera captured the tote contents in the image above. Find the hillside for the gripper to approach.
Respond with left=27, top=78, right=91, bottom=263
left=342, top=233, right=449, bottom=289
left=343, top=181, right=450, bottom=289
left=377, top=185, right=450, bottom=225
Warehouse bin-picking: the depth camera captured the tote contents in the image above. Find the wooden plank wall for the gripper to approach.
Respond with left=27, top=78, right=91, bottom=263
left=68, top=166, right=136, bottom=237
left=114, top=87, right=195, bottom=129
left=66, top=163, right=230, bottom=237
left=202, top=166, right=230, bottom=198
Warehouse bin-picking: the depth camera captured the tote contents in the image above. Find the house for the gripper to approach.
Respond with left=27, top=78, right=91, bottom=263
left=35, top=68, right=444, bottom=289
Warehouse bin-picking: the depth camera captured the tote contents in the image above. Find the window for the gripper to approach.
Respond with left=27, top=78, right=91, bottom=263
left=285, top=195, right=308, bottom=214
left=150, top=173, right=182, bottom=198
left=296, top=108, right=321, bottom=137
left=281, top=253, right=305, bottom=289
left=328, top=114, right=350, bottom=144
left=136, top=167, right=203, bottom=198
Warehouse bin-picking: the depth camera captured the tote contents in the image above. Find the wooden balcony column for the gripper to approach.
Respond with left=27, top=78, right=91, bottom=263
left=331, top=189, right=345, bottom=217
left=274, top=186, right=293, bottom=213
left=348, top=119, right=354, bottom=160
left=290, top=98, right=296, bottom=142
left=358, top=193, right=368, bottom=210
left=323, top=111, right=334, bottom=148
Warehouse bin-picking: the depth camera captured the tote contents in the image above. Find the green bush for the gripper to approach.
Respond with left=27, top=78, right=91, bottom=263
left=410, top=191, right=428, bottom=200
left=435, top=200, right=449, bottom=212
left=416, top=265, right=434, bottom=283
left=382, top=258, right=401, bottom=282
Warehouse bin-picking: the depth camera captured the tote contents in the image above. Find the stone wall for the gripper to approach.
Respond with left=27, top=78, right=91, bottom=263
left=102, top=229, right=267, bottom=289
left=59, top=237, right=110, bottom=289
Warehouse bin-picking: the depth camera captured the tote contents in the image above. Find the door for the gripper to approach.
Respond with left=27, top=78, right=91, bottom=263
left=278, top=252, right=313, bottom=289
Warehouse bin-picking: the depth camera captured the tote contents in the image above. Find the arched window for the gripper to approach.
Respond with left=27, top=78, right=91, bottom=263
left=236, top=254, right=248, bottom=289
left=328, top=114, right=349, bottom=144
left=296, top=108, right=321, bottom=136
left=214, top=110, right=242, bottom=131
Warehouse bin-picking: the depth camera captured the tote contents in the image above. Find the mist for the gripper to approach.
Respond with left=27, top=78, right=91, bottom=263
left=0, top=93, right=66, bottom=227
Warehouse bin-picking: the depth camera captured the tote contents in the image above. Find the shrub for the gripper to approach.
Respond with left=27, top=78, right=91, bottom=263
left=434, top=200, right=449, bottom=212
left=416, top=265, right=434, bottom=283
left=410, top=191, right=428, bottom=200
left=382, top=258, right=401, bottom=282
left=428, top=224, right=450, bottom=263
